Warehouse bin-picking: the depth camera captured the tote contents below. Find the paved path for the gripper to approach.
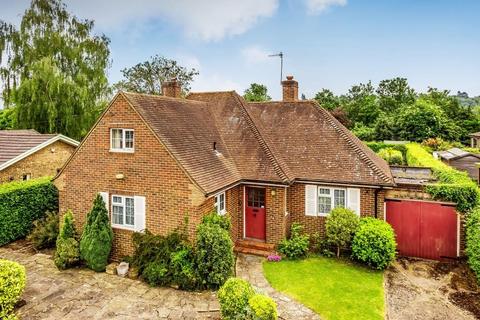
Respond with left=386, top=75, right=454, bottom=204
left=0, top=243, right=319, bottom=320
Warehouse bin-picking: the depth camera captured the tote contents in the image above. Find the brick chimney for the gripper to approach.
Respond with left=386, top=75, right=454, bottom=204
left=281, top=75, right=298, bottom=101
left=162, top=78, right=181, bottom=98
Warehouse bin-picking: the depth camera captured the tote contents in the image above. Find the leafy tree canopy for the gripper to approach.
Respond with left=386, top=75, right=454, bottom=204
left=114, top=55, right=199, bottom=95
left=243, top=83, right=272, bottom=102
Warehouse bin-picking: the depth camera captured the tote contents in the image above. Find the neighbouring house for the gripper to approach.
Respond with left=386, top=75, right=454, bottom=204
left=55, top=76, right=398, bottom=260
left=0, top=130, right=78, bottom=183
left=469, top=131, right=480, bottom=148
left=434, top=147, right=480, bottom=183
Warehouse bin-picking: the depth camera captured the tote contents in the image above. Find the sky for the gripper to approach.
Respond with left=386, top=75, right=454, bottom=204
left=1, top=0, right=479, bottom=100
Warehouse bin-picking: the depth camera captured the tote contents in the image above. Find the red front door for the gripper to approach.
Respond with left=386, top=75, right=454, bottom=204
left=245, top=187, right=266, bottom=240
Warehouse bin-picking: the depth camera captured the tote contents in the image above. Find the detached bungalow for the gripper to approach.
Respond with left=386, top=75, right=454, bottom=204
left=55, top=76, right=394, bottom=259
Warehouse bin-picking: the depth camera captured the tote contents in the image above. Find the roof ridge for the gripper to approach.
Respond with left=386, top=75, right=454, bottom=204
left=311, top=102, right=394, bottom=184
left=187, top=90, right=236, bottom=96
left=122, top=91, right=206, bottom=104
left=233, top=94, right=293, bottom=183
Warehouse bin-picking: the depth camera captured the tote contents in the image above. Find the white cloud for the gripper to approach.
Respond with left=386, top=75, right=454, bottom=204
left=305, top=0, right=347, bottom=15
left=241, top=46, right=272, bottom=65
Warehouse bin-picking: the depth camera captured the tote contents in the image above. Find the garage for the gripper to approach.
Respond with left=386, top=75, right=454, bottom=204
left=385, top=199, right=459, bottom=260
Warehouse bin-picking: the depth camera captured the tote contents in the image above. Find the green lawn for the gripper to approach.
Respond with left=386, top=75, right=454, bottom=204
left=263, top=257, right=384, bottom=320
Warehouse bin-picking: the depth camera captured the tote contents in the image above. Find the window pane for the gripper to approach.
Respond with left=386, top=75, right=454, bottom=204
left=219, top=193, right=225, bottom=211
left=319, top=188, right=330, bottom=195
left=112, top=196, right=122, bottom=204
left=111, top=129, right=123, bottom=149
left=318, top=196, right=331, bottom=214
left=125, top=130, right=134, bottom=149
left=334, top=189, right=346, bottom=208
left=113, top=204, right=124, bottom=224
left=125, top=197, right=135, bottom=226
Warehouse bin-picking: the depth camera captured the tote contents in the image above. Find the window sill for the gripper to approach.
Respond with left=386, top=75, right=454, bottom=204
left=109, top=149, right=135, bottom=154
left=111, top=224, right=136, bottom=231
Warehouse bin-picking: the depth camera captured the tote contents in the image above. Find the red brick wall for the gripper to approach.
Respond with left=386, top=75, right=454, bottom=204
left=55, top=94, right=210, bottom=260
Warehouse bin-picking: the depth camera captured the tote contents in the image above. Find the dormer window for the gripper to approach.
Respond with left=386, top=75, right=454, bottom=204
left=110, top=128, right=134, bottom=152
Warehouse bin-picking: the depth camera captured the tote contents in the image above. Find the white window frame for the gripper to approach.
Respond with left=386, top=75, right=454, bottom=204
left=317, top=186, right=346, bottom=216
left=111, top=195, right=135, bottom=230
left=215, top=192, right=226, bottom=215
left=110, top=128, right=135, bottom=152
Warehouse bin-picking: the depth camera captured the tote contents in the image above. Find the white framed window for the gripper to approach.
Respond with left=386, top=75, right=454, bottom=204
left=110, top=128, right=134, bottom=152
left=318, top=187, right=345, bottom=215
left=215, top=192, right=226, bottom=215
left=305, top=185, right=360, bottom=216
left=112, top=195, right=135, bottom=228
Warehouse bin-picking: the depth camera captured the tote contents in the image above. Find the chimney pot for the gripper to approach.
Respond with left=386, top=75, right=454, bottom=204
left=281, top=75, right=298, bottom=101
left=161, top=78, right=182, bottom=98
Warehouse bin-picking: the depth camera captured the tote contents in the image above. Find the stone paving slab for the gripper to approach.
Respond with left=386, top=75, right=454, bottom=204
left=0, top=244, right=319, bottom=320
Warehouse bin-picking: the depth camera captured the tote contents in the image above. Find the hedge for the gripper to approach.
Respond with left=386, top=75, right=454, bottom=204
left=466, top=207, right=480, bottom=283
left=405, top=143, right=480, bottom=212
left=365, top=141, right=407, bottom=164
left=0, top=177, right=58, bottom=246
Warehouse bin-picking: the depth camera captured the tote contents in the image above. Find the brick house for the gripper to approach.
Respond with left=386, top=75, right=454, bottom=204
left=0, top=130, right=78, bottom=183
left=55, top=76, right=394, bottom=259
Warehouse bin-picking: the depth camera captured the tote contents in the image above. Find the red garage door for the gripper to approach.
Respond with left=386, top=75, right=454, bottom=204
left=386, top=199, right=458, bottom=260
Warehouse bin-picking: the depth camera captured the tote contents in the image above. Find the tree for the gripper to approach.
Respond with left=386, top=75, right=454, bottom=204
left=0, top=0, right=110, bottom=140
left=54, top=210, right=80, bottom=269
left=345, top=81, right=380, bottom=126
left=114, top=55, right=199, bottom=95
left=314, top=89, right=340, bottom=110
left=325, top=208, right=359, bottom=257
left=376, top=77, right=416, bottom=113
left=0, top=107, right=15, bottom=129
left=243, top=83, right=271, bottom=102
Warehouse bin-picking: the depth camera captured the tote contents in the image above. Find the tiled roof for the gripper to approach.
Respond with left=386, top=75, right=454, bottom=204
left=121, top=91, right=394, bottom=194
left=0, top=130, right=57, bottom=166
left=436, top=148, right=480, bottom=161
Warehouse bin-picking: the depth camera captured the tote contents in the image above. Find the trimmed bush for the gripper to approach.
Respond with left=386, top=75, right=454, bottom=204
left=142, top=261, right=168, bottom=286
left=170, top=245, right=197, bottom=290
left=0, top=259, right=26, bottom=319
left=54, top=210, right=79, bottom=269
left=218, top=278, right=255, bottom=320
left=27, top=211, right=59, bottom=249
left=0, top=177, right=58, bottom=245
left=405, top=143, right=480, bottom=212
left=248, top=294, right=278, bottom=320
left=378, top=148, right=403, bottom=165
left=201, top=211, right=232, bottom=231
left=352, top=218, right=396, bottom=270
left=196, top=222, right=234, bottom=289
left=80, top=194, right=114, bottom=272
left=278, top=223, right=310, bottom=259
left=466, top=207, right=480, bottom=283
left=325, top=208, right=359, bottom=257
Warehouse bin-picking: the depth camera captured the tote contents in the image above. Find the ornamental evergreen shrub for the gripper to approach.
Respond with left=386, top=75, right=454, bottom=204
left=201, top=211, right=231, bottom=231
left=352, top=218, right=397, bottom=270
left=170, top=245, right=197, bottom=290
left=466, top=207, right=480, bottom=283
left=0, top=259, right=26, bottom=319
left=248, top=294, right=278, bottom=320
left=27, top=211, right=59, bottom=249
left=278, top=223, right=310, bottom=259
left=218, top=278, right=255, bottom=320
left=0, top=177, right=58, bottom=245
left=325, top=208, right=360, bottom=257
left=195, top=222, right=234, bottom=289
left=142, top=261, right=168, bottom=286
left=54, top=210, right=79, bottom=270
left=80, top=194, right=113, bottom=272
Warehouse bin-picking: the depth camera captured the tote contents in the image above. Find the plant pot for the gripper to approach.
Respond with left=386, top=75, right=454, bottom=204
left=117, top=262, right=129, bottom=277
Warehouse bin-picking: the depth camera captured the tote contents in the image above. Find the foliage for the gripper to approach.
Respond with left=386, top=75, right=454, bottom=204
left=244, top=83, right=272, bottom=102
left=170, top=245, right=197, bottom=290
left=278, top=223, right=310, bottom=259
left=195, top=222, right=234, bottom=289
left=351, top=218, right=396, bottom=270
left=0, top=108, right=15, bottom=129
left=201, top=211, right=231, bottom=231
left=54, top=210, right=79, bottom=269
left=465, top=206, right=480, bottom=283
left=217, top=277, right=255, bottom=320
left=421, top=137, right=451, bottom=151
left=248, top=294, right=278, bottom=320
left=114, top=55, right=198, bottom=95
left=27, top=211, right=59, bottom=249
left=352, top=123, right=376, bottom=141
left=378, top=148, right=403, bottom=165
left=314, top=89, right=341, bottom=111
left=310, top=232, right=335, bottom=257
left=0, top=177, right=58, bottom=246
left=325, top=208, right=360, bottom=257
left=376, top=77, right=416, bottom=113
left=0, top=0, right=110, bottom=140
left=80, top=194, right=113, bottom=272
left=142, top=261, right=168, bottom=286
left=405, top=143, right=480, bottom=212
left=0, top=259, right=26, bottom=319
left=344, top=81, right=379, bottom=126
left=263, top=257, right=384, bottom=320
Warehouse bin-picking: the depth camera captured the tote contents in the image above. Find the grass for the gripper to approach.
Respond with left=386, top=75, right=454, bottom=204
left=263, top=257, right=384, bottom=320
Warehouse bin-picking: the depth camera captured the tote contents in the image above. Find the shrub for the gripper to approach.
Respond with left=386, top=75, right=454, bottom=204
left=80, top=194, right=114, bottom=272
left=325, top=208, right=360, bottom=257
left=201, top=212, right=231, bottom=231
left=310, top=232, right=335, bottom=257
left=378, top=148, right=403, bottom=165
left=218, top=278, right=255, bottom=320
left=0, top=259, right=26, bottom=319
left=0, top=177, right=58, bottom=246
left=54, top=210, right=79, bottom=269
left=352, top=218, right=396, bottom=270
left=421, top=137, right=451, bottom=151
left=248, top=294, right=278, bottom=320
left=195, top=222, right=234, bottom=289
left=170, top=245, right=197, bottom=290
left=278, top=223, right=310, bottom=259
left=27, top=211, right=59, bottom=249
left=466, top=207, right=480, bottom=283
left=142, top=261, right=168, bottom=286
